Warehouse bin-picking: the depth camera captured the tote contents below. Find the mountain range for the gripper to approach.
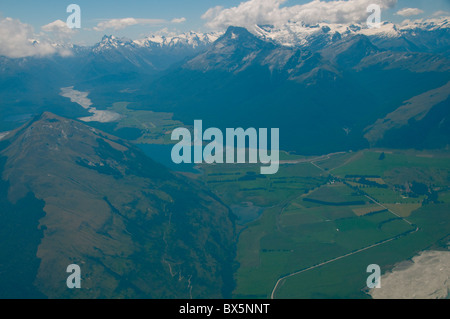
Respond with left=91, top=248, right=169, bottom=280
left=1, top=18, right=449, bottom=154
left=1, top=16, right=450, bottom=299
left=134, top=22, right=450, bottom=154
left=253, top=17, right=450, bottom=53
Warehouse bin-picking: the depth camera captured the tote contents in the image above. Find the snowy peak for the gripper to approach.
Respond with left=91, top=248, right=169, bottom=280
left=252, top=21, right=397, bottom=48
left=399, top=17, right=450, bottom=31
left=82, top=17, right=450, bottom=55
left=359, top=21, right=400, bottom=38
left=249, top=17, right=450, bottom=49
left=93, top=35, right=135, bottom=52
left=133, top=31, right=222, bottom=49
left=253, top=22, right=352, bottom=47
left=184, top=26, right=270, bottom=72
left=87, top=32, right=222, bottom=56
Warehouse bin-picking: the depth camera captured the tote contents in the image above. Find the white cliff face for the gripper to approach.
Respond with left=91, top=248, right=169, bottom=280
left=369, top=250, right=450, bottom=299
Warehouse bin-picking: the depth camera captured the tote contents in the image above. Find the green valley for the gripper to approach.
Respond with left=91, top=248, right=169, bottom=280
left=195, top=149, right=450, bottom=299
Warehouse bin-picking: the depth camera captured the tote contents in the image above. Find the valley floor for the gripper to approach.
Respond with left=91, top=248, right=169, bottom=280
left=197, top=149, right=450, bottom=299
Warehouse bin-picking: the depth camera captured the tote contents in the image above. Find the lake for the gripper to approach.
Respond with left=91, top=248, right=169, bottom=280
left=230, top=202, right=264, bottom=225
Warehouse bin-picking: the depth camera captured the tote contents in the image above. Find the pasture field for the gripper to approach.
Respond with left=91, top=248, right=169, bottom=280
left=199, top=149, right=450, bottom=298
left=111, top=102, right=184, bottom=144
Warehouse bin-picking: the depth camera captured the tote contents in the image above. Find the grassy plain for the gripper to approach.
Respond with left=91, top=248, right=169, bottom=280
left=91, top=104, right=450, bottom=299
left=111, top=102, right=184, bottom=144
left=199, top=149, right=450, bottom=298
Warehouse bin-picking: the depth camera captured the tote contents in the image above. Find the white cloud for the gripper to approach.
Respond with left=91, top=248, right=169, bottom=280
left=400, top=16, right=450, bottom=29
left=0, top=17, right=62, bottom=58
left=93, top=18, right=166, bottom=31
left=202, top=6, right=225, bottom=22
left=42, top=20, right=75, bottom=35
left=396, top=8, right=424, bottom=17
left=432, top=10, right=450, bottom=17
left=171, top=17, right=186, bottom=24
left=202, top=0, right=398, bottom=30
left=42, top=19, right=76, bottom=41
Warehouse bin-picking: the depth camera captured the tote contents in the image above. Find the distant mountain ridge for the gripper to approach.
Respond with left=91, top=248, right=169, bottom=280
left=17, top=17, right=450, bottom=60
left=50, top=16, right=450, bottom=55
left=251, top=17, right=450, bottom=53
left=134, top=25, right=450, bottom=154
left=133, top=31, right=222, bottom=49
left=1, top=18, right=449, bottom=154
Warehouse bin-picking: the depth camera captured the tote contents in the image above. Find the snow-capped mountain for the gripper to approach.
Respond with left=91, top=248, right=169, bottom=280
left=91, top=32, right=222, bottom=53
left=250, top=17, right=450, bottom=53
left=24, top=17, right=449, bottom=64
left=77, top=32, right=224, bottom=73
left=92, top=35, right=136, bottom=52
left=133, top=31, right=222, bottom=49
left=138, top=23, right=450, bottom=155
left=1, top=18, right=449, bottom=155
left=399, top=17, right=449, bottom=31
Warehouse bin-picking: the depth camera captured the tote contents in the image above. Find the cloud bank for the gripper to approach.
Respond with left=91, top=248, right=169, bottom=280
left=396, top=8, right=424, bottom=17
left=171, top=17, right=187, bottom=24
left=433, top=10, right=450, bottom=17
left=202, top=0, right=398, bottom=29
left=41, top=19, right=77, bottom=42
left=93, top=18, right=166, bottom=31
left=0, top=17, right=65, bottom=58
left=93, top=17, right=187, bottom=32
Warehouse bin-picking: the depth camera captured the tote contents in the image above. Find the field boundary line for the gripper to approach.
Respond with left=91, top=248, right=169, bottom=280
left=270, top=225, right=418, bottom=299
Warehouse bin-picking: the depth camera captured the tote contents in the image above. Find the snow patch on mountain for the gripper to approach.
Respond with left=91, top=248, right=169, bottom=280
left=249, top=17, right=450, bottom=48
left=133, top=32, right=222, bottom=49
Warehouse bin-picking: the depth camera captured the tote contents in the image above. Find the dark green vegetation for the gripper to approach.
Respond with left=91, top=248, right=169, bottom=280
left=199, top=159, right=326, bottom=207
left=0, top=113, right=236, bottom=298
left=0, top=157, right=47, bottom=298
left=197, top=149, right=450, bottom=298
left=87, top=102, right=185, bottom=144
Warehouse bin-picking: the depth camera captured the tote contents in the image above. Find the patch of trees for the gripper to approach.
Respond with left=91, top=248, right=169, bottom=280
left=345, top=175, right=381, bottom=178
left=357, top=177, right=388, bottom=189
left=410, top=181, right=441, bottom=204
left=303, top=198, right=366, bottom=206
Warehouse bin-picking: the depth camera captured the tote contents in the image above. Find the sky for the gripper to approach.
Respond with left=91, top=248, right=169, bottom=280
left=0, top=0, right=449, bottom=48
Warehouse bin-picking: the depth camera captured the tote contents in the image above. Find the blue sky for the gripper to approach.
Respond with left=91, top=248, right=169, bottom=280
left=1, top=0, right=449, bottom=45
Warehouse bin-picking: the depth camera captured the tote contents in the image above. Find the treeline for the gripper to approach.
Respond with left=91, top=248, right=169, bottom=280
left=345, top=175, right=381, bottom=178
left=357, top=177, right=388, bottom=189
left=303, top=198, right=366, bottom=206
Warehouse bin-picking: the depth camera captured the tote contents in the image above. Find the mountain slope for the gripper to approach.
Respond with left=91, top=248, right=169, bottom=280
left=0, top=32, right=219, bottom=129
left=133, top=26, right=450, bottom=154
left=1, top=21, right=449, bottom=154
left=0, top=112, right=236, bottom=298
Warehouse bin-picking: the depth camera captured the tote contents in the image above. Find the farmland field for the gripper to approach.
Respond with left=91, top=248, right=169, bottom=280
left=198, top=149, right=450, bottom=298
